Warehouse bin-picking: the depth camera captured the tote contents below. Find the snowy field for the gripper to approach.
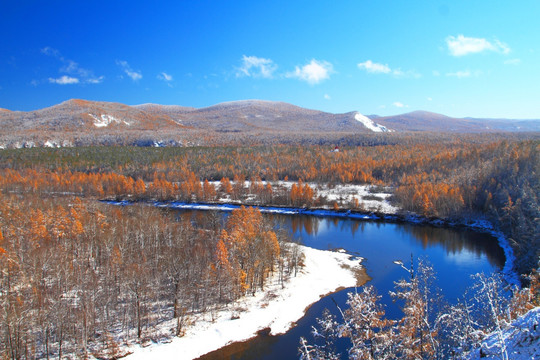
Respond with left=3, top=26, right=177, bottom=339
left=124, top=246, right=365, bottom=360
left=208, top=180, right=399, bottom=214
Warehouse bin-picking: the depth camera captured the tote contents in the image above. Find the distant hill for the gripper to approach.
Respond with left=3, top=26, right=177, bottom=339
left=145, top=100, right=387, bottom=133
left=0, top=99, right=538, bottom=148
left=2, top=99, right=185, bottom=132
left=373, top=110, right=540, bottom=132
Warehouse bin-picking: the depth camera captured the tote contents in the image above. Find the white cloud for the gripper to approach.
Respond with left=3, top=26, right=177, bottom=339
left=41, top=47, right=103, bottom=84
left=116, top=60, right=142, bottom=81
left=432, top=70, right=441, bottom=77
left=392, top=69, right=421, bottom=78
left=287, top=59, right=333, bottom=85
left=62, top=60, right=90, bottom=78
left=393, top=102, right=405, bottom=108
left=324, top=94, right=331, bottom=100
left=427, top=97, right=433, bottom=101
left=447, top=70, right=470, bottom=78
left=41, top=47, right=60, bottom=57
left=87, top=76, right=105, bottom=84
left=446, top=70, right=482, bottom=78
left=157, top=72, right=173, bottom=82
left=48, top=75, right=79, bottom=85
left=357, top=60, right=391, bottom=74
left=504, top=58, right=521, bottom=65
left=446, top=35, right=510, bottom=56
left=237, top=55, right=277, bottom=78
left=358, top=60, right=420, bottom=78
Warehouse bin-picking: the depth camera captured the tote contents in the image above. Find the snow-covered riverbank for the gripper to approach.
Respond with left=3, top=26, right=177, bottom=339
left=124, top=246, right=366, bottom=360
left=105, top=188, right=518, bottom=287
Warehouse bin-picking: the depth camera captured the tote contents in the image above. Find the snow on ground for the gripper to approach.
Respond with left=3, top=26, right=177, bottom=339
left=89, top=113, right=131, bottom=127
left=354, top=112, right=393, bottom=132
left=125, top=246, right=364, bottom=360
left=466, top=307, right=540, bottom=360
left=208, top=180, right=398, bottom=214
left=315, top=183, right=398, bottom=213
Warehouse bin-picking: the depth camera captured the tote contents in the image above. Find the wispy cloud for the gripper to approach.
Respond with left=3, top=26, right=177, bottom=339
left=41, top=46, right=103, bottom=84
left=287, top=59, right=333, bottom=85
left=393, top=101, right=407, bottom=108
left=41, top=47, right=61, bottom=58
left=446, top=35, right=510, bottom=56
left=157, top=72, right=173, bottom=87
left=116, top=60, right=142, bottom=81
left=48, top=75, right=79, bottom=85
left=357, top=60, right=391, bottom=74
left=236, top=55, right=277, bottom=78
left=504, top=58, right=521, bottom=65
left=324, top=94, right=331, bottom=100
left=358, top=60, right=420, bottom=78
left=446, top=70, right=482, bottom=78
left=87, top=76, right=104, bottom=84
left=157, top=72, right=173, bottom=82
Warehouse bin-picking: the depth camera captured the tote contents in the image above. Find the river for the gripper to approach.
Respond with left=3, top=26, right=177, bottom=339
left=172, top=210, right=505, bottom=360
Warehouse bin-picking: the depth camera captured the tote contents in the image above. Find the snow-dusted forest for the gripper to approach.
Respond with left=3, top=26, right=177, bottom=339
left=299, top=259, right=539, bottom=359
left=1, top=137, right=538, bottom=359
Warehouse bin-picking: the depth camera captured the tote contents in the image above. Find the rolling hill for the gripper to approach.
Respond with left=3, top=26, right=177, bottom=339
left=373, top=110, right=540, bottom=132
left=0, top=99, right=538, bottom=148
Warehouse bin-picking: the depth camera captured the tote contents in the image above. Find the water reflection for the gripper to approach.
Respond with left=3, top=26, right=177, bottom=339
left=167, top=209, right=505, bottom=360
left=397, top=224, right=505, bottom=269
left=267, top=214, right=505, bottom=270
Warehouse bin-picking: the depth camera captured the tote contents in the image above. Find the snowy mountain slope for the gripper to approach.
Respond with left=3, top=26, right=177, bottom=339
left=354, top=112, right=393, bottom=132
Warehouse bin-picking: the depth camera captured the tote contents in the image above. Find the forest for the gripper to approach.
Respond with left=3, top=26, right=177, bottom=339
left=0, top=194, right=303, bottom=358
left=0, top=135, right=537, bottom=273
left=0, top=133, right=538, bottom=358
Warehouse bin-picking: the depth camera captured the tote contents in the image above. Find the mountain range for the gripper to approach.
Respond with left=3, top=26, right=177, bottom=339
left=0, top=99, right=538, bottom=148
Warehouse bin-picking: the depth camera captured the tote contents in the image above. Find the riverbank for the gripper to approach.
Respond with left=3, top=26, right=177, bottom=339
left=106, top=197, right=519, bottom=286
left=123, top=246, right=366, bottom=360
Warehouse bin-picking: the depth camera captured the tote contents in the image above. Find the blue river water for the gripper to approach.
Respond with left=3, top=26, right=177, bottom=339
left=161, top=210, right=505, bottom=360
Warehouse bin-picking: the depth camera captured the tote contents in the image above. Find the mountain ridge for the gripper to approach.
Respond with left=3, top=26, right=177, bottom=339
left=0, top=99, right=538, bottom=148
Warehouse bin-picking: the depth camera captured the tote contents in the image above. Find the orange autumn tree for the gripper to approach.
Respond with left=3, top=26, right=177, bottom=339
left=219, top=206, right=280, bottom=296
left=290, top=180, right=316, bottom=207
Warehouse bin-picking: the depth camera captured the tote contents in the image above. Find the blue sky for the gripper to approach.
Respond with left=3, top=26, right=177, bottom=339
left=1, top=1, right=539, bottom=118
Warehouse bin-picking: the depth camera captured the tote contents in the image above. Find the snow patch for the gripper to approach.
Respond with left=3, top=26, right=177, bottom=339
left=44, top=140, right=57, bottom=148
left=125, top=246, right=363, bottom=360
left=89, top=113, right=131, bottom=127
left=354, top=112, right=393, bottom=132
